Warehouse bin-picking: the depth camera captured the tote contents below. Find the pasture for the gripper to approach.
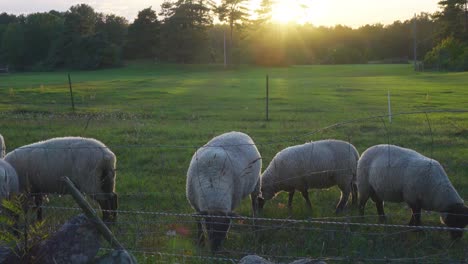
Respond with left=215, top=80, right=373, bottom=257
left=1, top=63, right=468, bottom=262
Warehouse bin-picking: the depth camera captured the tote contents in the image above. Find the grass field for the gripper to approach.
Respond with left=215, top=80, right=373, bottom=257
left=1, top=62, right=468, bottom=262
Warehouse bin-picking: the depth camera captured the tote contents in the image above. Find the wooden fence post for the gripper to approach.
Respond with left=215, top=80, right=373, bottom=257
left=62, top=177, right=123, bottom=250
left=68, top=73, right=75, bottom=111
left=266, top=74, right=269, bottom=121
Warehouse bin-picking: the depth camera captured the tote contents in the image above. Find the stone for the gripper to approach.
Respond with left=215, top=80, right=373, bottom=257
left=239, top=255, right=274, bottom=264
left=32, top=214, right=101, bottom=264
left=95, top=249, right=138, bottom=264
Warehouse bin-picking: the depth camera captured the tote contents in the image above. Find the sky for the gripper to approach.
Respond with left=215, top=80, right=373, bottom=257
left=0, top=0, right=442, bottom=28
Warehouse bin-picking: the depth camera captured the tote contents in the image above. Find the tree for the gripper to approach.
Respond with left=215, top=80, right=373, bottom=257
left=96, top=14, right=128, bottom=46
left=160, top=0, right=214, bottom=63
left=125, top=7, right=160, bottom=59
left=1, top=22, right=26, bottom=69
left=254, top=0, right=275, bottom=26
left=23, top=12, right=64, bottom=68
left=48, top=4, right=122, bottom=69
left=216, top=0, right=250, bottom=64
left=434, top=0, right=467, bottom=42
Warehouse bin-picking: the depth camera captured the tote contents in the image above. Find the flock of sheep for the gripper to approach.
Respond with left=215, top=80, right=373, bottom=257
left=1, top=131, right=467, bottom=253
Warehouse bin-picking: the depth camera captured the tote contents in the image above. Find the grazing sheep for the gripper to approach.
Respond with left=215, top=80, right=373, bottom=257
left=259, top=140, right=359, bottom=214
left=1, top=134, right=5, bottom=158
left=4, top=137, right=118, bottom=223
left=186, top=131, right=262, bottom=251
left=357, top=144, right=468, bottom=239
left=0, top=159, right=19, bottom=200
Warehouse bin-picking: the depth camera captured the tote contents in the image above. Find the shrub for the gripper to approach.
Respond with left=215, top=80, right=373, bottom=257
left=423, top=37, right=468, bottom=71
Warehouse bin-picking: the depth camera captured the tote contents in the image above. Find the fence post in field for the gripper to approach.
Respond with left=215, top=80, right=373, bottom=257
left=387, top=90, right=392, bottom=123
left=413, top=13, right=417, bottom=71
left=68, top=73, right=75, bottom=111
left=266, top=74, right=269, bottom=121
left=62, top=176, right=123, bottom=250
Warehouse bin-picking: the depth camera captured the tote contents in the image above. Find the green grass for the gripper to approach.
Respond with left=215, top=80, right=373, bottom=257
left=1, top=63, right=468, bottom=262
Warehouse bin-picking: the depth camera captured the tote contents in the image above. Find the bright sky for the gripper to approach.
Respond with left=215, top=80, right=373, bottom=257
left=0, top=0, right=441, bottom=28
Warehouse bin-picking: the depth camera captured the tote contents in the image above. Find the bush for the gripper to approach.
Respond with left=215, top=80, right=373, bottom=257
left=423, top=37, right=468, bottom=71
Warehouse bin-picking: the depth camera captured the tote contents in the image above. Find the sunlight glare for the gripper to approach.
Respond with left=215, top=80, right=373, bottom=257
left=270, top=0, right=328, bottom=24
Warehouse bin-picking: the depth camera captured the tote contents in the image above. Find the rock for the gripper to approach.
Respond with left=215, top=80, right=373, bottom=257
left=289, top=259, right=326, bottom=264
left=238, top=255, right=326, bottom=264
left=239, top=255, right=274, bottom=264
left=32, top=214, right=101, bottom=264
left=0, top=246, right=18, bottom=263
left=95, top=249, right=138, bottom=264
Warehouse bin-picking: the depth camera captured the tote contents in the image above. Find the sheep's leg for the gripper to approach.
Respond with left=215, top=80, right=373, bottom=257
left=335, top=191, right=349, bottom=214
left=409, top=206, right=422, bottom=226
left=287, top=190, right=295, bottom=215
left=251, top=180, right=260, bottom=217
left=351, top=183, right=358, bottom=206
left=358, top=192, right=369, bottom=216
left=34, top=195, right=44, bottom=221
left=300, top=190, right=312, bottom=210
left=197, top=220, right=205, bottom=247
left=370, top=190, right=385, bottom=223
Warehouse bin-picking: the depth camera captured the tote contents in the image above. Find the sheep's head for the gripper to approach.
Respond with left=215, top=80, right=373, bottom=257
left=0, top=168, right=8, bottom=199
left=98, top=192, right=118, bottom=224
left=199, top=211, right=235, bottom=252
left=440, top=204, right=468, bottom=239
left=258, top=185, right=275, bottom=209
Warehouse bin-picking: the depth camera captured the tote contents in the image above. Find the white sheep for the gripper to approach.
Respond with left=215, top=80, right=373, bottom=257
left=186, top=131, right=262, bottom=251
left=0, top=134, right=5, bottom=159
left=357, top=144, right=468, bottom=239
left=259, top=140, right=359, bottom=214
left=0, top=159, right=19, bottom=200
left=4, top=137, right=118, bottom=222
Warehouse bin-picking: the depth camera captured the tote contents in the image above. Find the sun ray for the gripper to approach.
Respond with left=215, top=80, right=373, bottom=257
left=269, top=0, right=328, bottom=24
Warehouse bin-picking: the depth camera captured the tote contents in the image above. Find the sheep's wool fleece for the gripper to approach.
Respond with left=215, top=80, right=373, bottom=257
left=262, top=140, right=359, bottom=194
left=0, top=134, right=5, bottom=159
left=357, top=144, right=463, bottom=211
left=0, top=159, right=19, bottom=199
left=186, top=132, right=262, bottom=213
left=4, top=137, right=116, bottom=194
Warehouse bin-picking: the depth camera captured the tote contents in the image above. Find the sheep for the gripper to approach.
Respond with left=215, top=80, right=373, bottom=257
left=4, top=137, right=118, bottom=223
left=186, top=131, right=262, bottom=251
left=258, top=140, right=359, bottom=214
left=357, top=144, right=468, bottom=239
left=1, top=134, right=5, bottom=158
left=0, top=159, right=19, bottom=200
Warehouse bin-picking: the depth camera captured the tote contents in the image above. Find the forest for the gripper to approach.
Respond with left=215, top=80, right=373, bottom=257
left=0, top=0, right=466, bottom=71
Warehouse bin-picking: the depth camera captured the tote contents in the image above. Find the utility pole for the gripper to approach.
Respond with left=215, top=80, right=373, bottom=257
left=413, top=13, right=417, bottom=71
left=224, top=30, right=227, bottom=68
left=465, top=0, right=467, bottom=34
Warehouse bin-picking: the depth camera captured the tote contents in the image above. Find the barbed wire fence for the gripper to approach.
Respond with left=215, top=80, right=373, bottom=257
left=1, top=110, right=468, bottom=263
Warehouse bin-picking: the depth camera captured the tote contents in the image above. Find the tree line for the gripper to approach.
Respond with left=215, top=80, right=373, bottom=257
left=0, top=0, right=466, bottom=71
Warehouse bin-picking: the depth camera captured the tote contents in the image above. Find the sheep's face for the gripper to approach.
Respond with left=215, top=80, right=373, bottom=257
left=98, top=193, right=118, bottom=224
left=203, top=215, right=231, bottom=252
left=440, top=204, right=468, bottom=239
left=0, top=168, right=9, bottom=199
left=260, top=186, right=275, bottom=201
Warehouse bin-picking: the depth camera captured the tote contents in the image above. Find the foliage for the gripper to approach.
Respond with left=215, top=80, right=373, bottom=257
left=0, top=1, right=465, bottom=70
left=424, top=36, right=468, bottom=70
left=216, top=0, right=250, bottom=64
left=125, top=7, right=159, bottom=59
left=434, top=0, right=468, bottom=42
left=0, top=195, right=48, bottom=262
left=159, top=0, right=214, bottom=63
